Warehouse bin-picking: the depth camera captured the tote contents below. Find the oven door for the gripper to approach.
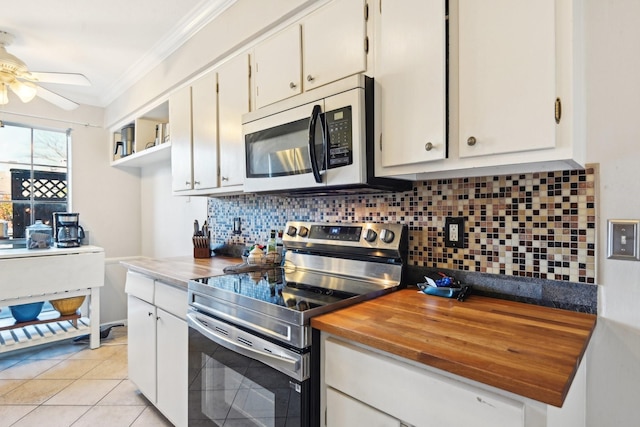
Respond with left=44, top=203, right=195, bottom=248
left=187, top=310, right=310, bottom=426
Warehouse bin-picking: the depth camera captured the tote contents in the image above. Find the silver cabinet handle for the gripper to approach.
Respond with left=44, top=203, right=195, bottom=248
left=221, top=176, right=229, bottom=182
left=307, top=74, right=314, bottom=82
left=467, top=136, right=477, bottom=146
left=194, top=180, right=200, bottom=186
left=289, top=82, right=297, bottom=89
left=425, top=142, right=434, bottom=151
left=185, top=181, right=190, bottom=186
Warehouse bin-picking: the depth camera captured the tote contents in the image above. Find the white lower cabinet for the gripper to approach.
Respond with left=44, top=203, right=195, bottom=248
left=126, top=271, right=187, bottom=427
left=327, top=387, right=401, bottom=427
left=156, top=307, right=188, bottom=427
left=127, top=295, right=157, bottom=402
left=322, top=335, right=591, bottom=427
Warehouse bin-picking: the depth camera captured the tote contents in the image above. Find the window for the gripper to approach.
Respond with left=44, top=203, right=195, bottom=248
left=0, top=122, right=69, bottom=246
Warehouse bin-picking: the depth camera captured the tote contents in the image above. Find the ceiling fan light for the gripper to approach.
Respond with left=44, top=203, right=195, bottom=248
left=0, top=83, right=8, bottom=105
left=9, top=79, right=37, bottom=103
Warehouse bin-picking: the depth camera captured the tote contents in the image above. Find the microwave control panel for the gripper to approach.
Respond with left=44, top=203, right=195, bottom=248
left=326, top=106, right=353, bottom=169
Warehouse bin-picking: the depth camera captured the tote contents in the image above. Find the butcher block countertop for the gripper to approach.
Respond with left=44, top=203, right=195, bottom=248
left=121, top=255, right=242, bottom=288
left=311, top=288, right=597, bottom=408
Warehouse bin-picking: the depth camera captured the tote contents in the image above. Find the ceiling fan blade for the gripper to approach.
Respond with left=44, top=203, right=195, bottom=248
left=29, top=72, right=91, bottom=86
left=35, top=86, right=79, bottom=110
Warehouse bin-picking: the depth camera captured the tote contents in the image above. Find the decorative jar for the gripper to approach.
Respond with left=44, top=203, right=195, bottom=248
left=26, top=220, right=53, bottom=249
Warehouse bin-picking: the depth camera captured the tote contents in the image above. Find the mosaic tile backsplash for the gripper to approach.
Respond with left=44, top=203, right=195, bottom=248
left=208, top=166, right=597, bottom=284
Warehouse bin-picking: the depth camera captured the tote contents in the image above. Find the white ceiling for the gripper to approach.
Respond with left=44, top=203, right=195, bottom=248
left=0, top=0, right=235, bottom=108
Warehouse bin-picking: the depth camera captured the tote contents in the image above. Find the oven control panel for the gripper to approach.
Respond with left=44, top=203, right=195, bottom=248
left=284, top=221, right=406, bottom=251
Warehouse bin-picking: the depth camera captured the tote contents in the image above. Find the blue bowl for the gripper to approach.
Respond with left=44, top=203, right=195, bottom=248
left=9, top=302, right=44, bottom=322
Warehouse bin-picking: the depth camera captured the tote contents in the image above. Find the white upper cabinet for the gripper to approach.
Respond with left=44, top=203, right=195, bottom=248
left=458, top=0, right=556, bottom=158
left=191, top=72, right=219, bottom=190
left=302, top=0, right=367, bottom=91
left=218, top=54, right=251, bottom=188
left=444, top=0, right=585, bottom=177
left=170, top=86, right=193, bottom=193
left=375, top=0, right=585, bottom=179
left=254, top=25, right=302, bottom=109
left=374, top=0, right=447, bottom=175
left=253, top=0, right=368, bottom=109
left=170, top=72, right=220, bottom=194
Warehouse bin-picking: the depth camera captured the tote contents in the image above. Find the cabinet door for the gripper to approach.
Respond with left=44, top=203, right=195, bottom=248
left=127, top=295, right=157, bottom=402
left=218, top=54, right=250, bottom=187
left=327, top=387, right=400, bottom=427
left=303, top=0, right=367, bottom=90
left=375, top=0, right=447, bottom=172
left=156, top=308, right=188, bottom=427
left=191, top=72, right=219, bottom=190
left=254, top=25, right=301, bottom=109
left=458, top=0, right=557, bottom=158
left=324, top=337, right=525, bottom=427
left=170, top=86, right=193, bottom=192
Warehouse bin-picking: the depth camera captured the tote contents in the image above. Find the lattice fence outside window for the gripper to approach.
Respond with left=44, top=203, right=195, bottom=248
left=10, top=169, right=68, bottom=238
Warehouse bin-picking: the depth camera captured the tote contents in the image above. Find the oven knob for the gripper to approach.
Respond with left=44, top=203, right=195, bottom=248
left=380, top=229, right=395, bottom=244
left=298, top=226, right=309, bottom=238
left=286, top=226, right=297, bottom=237
left=363, top=229, right=377, bottom=242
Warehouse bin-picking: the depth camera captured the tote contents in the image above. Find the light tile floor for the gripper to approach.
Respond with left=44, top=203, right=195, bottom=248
left=0, top=326, right=174, bottom=427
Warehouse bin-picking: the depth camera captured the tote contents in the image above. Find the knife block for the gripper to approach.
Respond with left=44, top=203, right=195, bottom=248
left=194, top=247, right=211, bottom=258
left=193, top=237, right=211, bottom=259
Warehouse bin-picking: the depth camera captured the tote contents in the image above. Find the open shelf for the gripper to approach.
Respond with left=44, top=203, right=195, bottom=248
left=111, top=142, right=171, bottom=168
left=111, top=99, right=170, bottom=168
left=0, top=313, right=91, bottom=353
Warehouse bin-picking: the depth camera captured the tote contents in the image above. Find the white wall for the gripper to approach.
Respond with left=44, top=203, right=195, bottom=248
left=104, top=0, right=316, bottom=128
left=585, top=0, right=640, bottom=425
left=0, top=96, right=139, bottom=324
left=140, top=162, right=207, bottom=257
left=586, top=0, right=640, bottom=327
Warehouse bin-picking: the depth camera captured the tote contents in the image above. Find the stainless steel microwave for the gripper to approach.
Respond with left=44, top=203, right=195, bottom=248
left=242, top=75, right=411, bottom=194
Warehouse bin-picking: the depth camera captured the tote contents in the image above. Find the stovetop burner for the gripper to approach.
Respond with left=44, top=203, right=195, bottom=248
left=191, top=266, right=360, bottom=313
left=188, top=221, right=408, bottom=349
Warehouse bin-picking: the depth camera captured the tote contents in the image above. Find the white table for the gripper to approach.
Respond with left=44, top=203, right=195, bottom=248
left=0, top=245, right=104, bottom=352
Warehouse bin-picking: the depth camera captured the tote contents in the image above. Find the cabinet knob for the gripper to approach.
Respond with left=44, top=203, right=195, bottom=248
left=425, top=142, right=434, bottom=151
left=289, top=82, right=297, bottom=89
left=307, top=74, right=315, bottom=82
left=467, top=136, right=477, bottom=146
left=148, top=312, right=153, bottom=317
left=194, top=180, right=201, bottom=186
left=221, top=176, right=229, bottom=182
left=185, top=181, right=190, bottom=186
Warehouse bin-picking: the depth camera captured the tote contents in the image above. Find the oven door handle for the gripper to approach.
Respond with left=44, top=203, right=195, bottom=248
left=187, top=312, right=300, bottom=373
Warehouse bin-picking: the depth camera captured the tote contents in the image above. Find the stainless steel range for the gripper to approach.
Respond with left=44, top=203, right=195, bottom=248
left=187, top=221, right=407, bottom=427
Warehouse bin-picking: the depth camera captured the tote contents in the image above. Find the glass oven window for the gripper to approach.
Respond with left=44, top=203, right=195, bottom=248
left=189, top=328, right=305, bottom=426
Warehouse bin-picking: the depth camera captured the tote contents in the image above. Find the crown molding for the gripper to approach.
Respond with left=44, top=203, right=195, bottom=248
left=99, top=0, right=236, bottom=107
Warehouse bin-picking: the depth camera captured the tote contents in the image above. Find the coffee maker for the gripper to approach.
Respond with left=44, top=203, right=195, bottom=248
left=53, top=212, right=84, bottom=248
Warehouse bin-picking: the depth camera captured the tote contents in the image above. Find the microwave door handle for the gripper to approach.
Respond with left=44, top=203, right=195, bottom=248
left=308, top=104, right=323, bottom=183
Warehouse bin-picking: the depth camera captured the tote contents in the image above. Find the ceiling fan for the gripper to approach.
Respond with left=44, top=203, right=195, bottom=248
left=0, top=31, right=90, bottom=111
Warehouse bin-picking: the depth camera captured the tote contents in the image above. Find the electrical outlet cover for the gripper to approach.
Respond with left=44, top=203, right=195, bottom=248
left=445, top=217, right=465, bottom=249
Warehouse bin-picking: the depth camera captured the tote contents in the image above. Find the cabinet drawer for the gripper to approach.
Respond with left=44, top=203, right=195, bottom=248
left=125, top=271, right=155, bottom=304
left=155, top=282, right=187, bottom=320
left=327, top=387, right=400, bottom=427
left=325, top=337, right=525, bottom=427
